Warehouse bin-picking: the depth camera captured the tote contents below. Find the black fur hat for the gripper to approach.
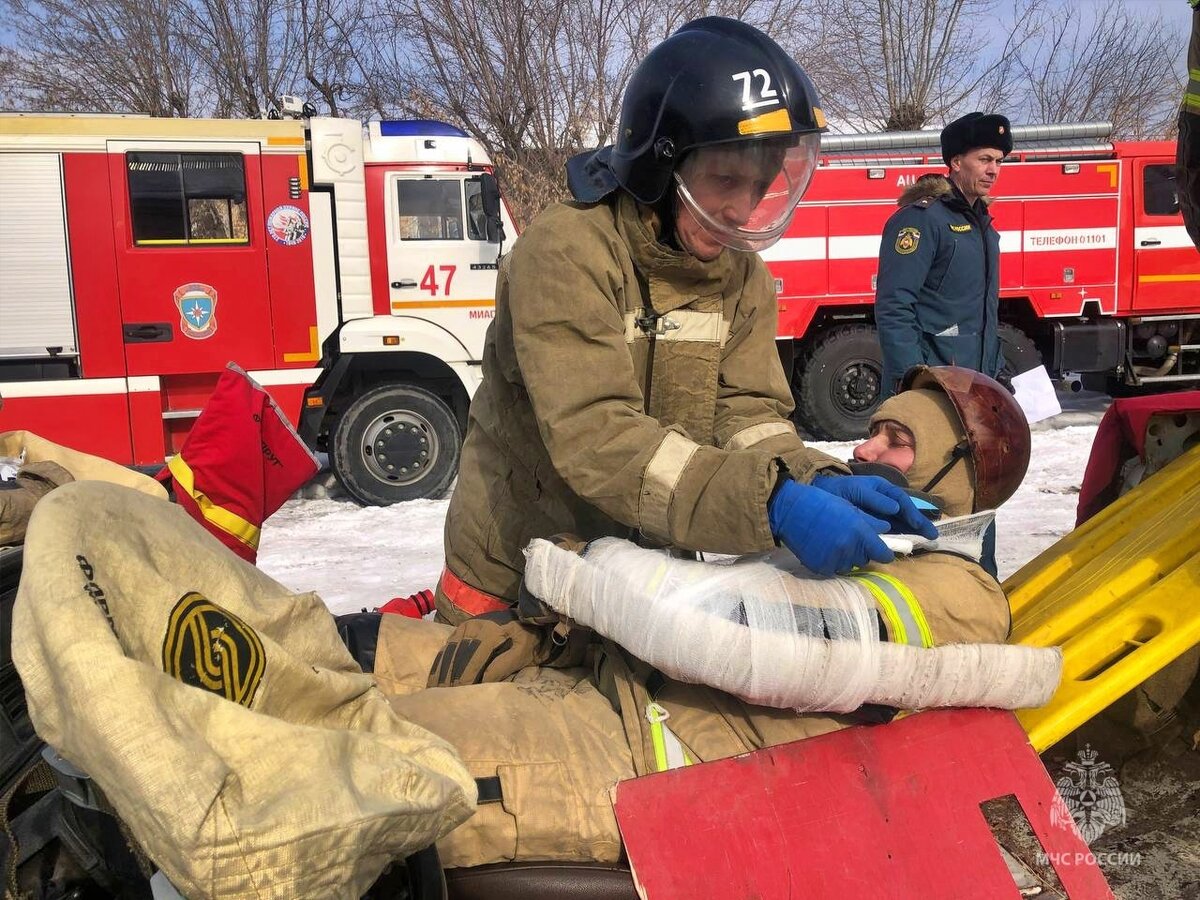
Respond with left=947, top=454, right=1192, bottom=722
left=940, top=112, right=1012, bottom=165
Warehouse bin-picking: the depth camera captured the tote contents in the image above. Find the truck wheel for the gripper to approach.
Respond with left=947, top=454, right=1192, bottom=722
left=794, top=324, right=883, bottom=441
left=332, top=384, right=461, bottom=505
left=998, top=323, right=1041, bottom=381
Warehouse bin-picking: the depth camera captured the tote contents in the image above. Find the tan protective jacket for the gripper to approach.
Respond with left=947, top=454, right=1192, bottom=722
left=376, top=549, right=1010, bottom=868
left=446, top=193, right=844, bottom=602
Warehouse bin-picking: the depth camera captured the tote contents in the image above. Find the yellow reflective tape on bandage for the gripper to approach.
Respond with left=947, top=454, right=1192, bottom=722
left=166, top=455, right=261, bottom=549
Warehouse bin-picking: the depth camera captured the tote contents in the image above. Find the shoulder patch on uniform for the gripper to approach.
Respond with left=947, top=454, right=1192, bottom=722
left=949, top=223, right=972, bottom=232
left=895, top=226, right=921, bottom=255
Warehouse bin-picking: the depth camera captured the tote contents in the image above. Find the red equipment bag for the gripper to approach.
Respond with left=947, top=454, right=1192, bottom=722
left=166, top=363, right=319, bottom=563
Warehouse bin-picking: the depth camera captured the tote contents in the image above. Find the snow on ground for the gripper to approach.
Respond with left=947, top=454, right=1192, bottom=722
left=258, top=392, right=1110, bottom=615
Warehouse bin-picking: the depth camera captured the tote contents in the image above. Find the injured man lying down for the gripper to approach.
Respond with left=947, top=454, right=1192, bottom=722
left=12, top=366, right=1059, bottom=894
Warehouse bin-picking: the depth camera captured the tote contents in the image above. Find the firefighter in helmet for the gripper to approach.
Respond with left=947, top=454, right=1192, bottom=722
left=432, top=17, right=936, bottom=626
left=874, top=112, right=1013, bottom=402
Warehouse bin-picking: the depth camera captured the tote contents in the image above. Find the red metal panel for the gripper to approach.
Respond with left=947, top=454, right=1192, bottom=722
left=127, top=387, right=166, bottom=466
left=826, top=203, right=892, bottom=296
left=108, top=149, right=275, bottom=376
left=0, top=392, right=133, bottom=464
left=1018, top=198, right=1118, bottom=292
left=614, top=708, right=1113, bottom=900
left=774, top=205, right=828, bottom=300
left=262, top=381, right=308, bottom=427
left=261, top=154, right=321, bottom=368
left=1129, top=157, right=1200, bottom=313
left=991, top=200, right=1024, bottom=293
left=365, top=164, right=392, bottom=317
left=63, top=153, right=126, bottom=378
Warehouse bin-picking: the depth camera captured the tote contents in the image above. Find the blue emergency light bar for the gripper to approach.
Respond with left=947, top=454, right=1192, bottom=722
left=378, top=120, right=468, bottom=138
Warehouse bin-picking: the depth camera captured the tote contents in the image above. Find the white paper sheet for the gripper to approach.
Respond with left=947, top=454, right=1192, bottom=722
left=1011, top=365, right=1062, bottom=424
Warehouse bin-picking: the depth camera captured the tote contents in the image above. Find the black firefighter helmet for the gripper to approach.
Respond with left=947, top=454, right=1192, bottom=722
left=566, top=17, right=827, bottom=251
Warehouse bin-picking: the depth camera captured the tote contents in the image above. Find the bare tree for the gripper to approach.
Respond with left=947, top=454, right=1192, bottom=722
left=0, top=0, right=377, bottom=118
left=810, top=0, right=1040, bottom=132
left=1, top=0, right=200, bottom=116
left=1012, top=2, right=1184, bottom=140
left=296, top=0, right=375, bottom=117
left=179, top=0, right=307, bottom=118
left=374, top=0, right=814, bottom=225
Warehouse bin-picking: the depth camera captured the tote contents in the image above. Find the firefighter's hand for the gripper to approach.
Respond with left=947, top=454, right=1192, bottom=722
left=768, top=477, right=895, bottom=576
left=427, top=609, right=545, bottom=687
left=812, top=474, right=938, bottom=540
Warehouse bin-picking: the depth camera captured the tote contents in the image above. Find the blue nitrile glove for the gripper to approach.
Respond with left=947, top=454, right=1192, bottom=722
left=812, top=474, right=939, bottom=541
left=767, top=478, right=895, bottom=576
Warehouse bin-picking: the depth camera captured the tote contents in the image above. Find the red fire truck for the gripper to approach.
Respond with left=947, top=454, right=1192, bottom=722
left=780, top=122, right=1200, bottom=438
left=0, top=113, right=514, bottom=506
left=1, top=116, right=1195, bottom=502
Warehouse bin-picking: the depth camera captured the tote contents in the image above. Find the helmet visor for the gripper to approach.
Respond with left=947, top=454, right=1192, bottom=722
left=674, top=133, right=820, bottom=252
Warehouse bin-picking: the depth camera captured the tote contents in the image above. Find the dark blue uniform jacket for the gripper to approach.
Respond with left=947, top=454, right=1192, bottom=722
left=875, top=177, right=1002, bottom=397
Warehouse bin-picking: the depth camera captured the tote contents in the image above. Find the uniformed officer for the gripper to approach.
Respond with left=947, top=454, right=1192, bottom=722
left=874, top=112, right=1013, bottom=400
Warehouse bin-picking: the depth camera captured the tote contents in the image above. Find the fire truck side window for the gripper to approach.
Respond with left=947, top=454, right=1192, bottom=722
left=1143, top=165, right=1180, bottom=217
left=397, top=179, right=463, bottom=240
left=126, top=152, right=249, bottom=245
left=465, top=178, right=486, bottom=241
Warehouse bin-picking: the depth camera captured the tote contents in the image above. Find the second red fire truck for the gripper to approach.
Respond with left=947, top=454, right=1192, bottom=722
left=1, top=116, right=1195, bottom=502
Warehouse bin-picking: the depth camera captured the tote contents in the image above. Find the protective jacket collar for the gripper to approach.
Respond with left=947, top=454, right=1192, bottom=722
left=613, top=192, right=738, bottom=315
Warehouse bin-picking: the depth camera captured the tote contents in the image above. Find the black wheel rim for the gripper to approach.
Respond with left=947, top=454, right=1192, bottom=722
left=359, top=409, right=439, bottom=487
left=832, top=359, right=881, bottom=417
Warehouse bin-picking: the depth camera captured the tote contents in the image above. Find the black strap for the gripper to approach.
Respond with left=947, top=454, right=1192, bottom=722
left=475, top=776, right=503, bottom=805
left=919, top=440, right=971, bottom=495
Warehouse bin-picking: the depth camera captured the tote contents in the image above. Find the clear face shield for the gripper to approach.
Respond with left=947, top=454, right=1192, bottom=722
left=673, top=132, right=821, bottom=252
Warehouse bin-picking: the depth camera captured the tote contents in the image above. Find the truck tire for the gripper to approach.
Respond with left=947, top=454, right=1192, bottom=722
left=794, top=324, right=883, bottom=441
left=998, top=323, right=1041, bottom=381
left=332, top=384, right=461, bottom=505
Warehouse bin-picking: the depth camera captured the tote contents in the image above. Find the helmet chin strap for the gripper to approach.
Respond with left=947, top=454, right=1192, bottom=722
left=920, top=440, right=972, bottom=495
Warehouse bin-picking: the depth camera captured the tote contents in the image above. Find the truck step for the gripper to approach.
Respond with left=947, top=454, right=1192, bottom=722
left=1135, top=374, right=1200, bottom=384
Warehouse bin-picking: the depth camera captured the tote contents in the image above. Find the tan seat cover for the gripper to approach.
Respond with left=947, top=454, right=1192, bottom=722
left=13, top=481, right=475, bottom=899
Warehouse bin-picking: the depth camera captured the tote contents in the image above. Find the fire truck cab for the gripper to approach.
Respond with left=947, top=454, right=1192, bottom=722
left=0, top=114, right=515, bottom=505
left=774, top=122, right=1200, bottom=439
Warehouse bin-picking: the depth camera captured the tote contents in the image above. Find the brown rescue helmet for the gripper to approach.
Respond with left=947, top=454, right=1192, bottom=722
left=901, top=365, right=1031, bottom=511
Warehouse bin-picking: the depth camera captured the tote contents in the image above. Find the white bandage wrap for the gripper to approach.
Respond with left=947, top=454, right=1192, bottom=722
left=523, top=538, right=1060, bottom=713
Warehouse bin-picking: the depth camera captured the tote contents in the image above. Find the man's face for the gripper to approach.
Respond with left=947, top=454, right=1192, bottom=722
left=853, top=420, right=916, bottom=473
left=675, top=146, right=780, bottom=261
left=950, top=148, right=1003, bottom=203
